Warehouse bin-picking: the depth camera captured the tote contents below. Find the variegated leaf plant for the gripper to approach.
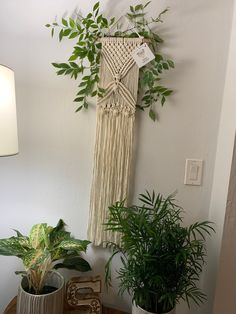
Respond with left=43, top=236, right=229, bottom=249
left=0, top=219, right=91, bottom=294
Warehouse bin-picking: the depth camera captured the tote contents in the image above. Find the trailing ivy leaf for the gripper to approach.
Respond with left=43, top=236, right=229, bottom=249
left=62, top=18, right=68, bottom=27
left=74, top=97, right=84, bottom=102
left=63, top=29, right=71, bottom=36
left=69, top=18, right=75, bottom=28
left=59, top=29, right=64, bottom=41
left=57, top=69, right=66, bottom=75
left=134, top=4, right=143, bottom=11
left=48, top=1, right=174, bottom=121
left=149, top=109, right=156, bottom=121
left=69, top=31, right=78, bottom=39
left=52, top=63, right=61, bottom=68
left=162, top=62, right=169, bottom=70
left=88, top=51, right=94, bottom=62
left=155, top=54, right=163, bottom=62
left=162, top=89, right=173, bottom=96
left=110, top=17, right=115, bottom=25
left=93, top=2, right=99, bottom=12
left=102, top=17, right=108, bottom=27
left=69, top=54, right=78, bottom=61
left=144, top=1, right=151, bottom=8
left=161, top=96, right=166, bottom=106
left=75, top=105, right=83, bottom=112
left=78, top=88, right=87, bottom=95
left=167, top=60, right=175, bottom=68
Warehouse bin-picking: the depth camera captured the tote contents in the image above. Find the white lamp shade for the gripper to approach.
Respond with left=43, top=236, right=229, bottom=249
left=0, top=64, right=18, bottom=156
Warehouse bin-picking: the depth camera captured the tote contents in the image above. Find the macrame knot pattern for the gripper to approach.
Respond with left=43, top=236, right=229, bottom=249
left=88, top=37, right=142, bottom=246
left=114, top=73, right=121, bottom=89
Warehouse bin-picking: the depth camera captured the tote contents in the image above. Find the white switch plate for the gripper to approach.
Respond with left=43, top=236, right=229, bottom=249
left=184, top=159, right=203, bottom=186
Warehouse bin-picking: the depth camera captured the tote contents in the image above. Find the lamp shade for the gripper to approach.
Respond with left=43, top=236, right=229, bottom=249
left=0, top=64, right=18, bottom=156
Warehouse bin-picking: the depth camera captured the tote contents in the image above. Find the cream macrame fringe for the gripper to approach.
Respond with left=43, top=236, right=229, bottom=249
left=88, top=37, right=142, bottom=246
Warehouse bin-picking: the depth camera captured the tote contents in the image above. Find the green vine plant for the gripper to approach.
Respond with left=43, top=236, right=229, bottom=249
left=46, top=1, right=175, bottom=121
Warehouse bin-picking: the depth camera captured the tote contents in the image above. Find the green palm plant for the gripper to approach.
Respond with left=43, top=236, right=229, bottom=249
left=105, top=191, right=215, bottom=313
left=0, top=219, right=91, bottom=294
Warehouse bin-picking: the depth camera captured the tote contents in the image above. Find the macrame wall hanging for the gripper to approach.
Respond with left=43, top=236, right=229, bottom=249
left=48, top=1, right=174, bottom=247
left=88, top=37, right=143, bottom=246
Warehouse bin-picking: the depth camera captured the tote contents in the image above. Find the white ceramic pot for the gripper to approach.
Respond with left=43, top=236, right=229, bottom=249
left=16, top=271, right=64, bottom=314
left=132, top=304, right=175, bottom=314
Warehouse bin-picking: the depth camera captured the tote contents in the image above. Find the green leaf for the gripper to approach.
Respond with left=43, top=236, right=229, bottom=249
left=130, top=6, right=134, bottom=13
left=51, top=28, right=54, bottom=38
left=155, top=54, right=163, bottom=62
left=63, top=29, right=71, bottom=36
left=52, top=62, right=61, bottom=68
left=0, top=237, right=30, bottom=257
left=29, top=223, right=49, bottom=249
left=144, top=1, right=151, bottom=8
left=57, top=69, right=66, bottom=75
left=58, top=239, right=90, bottom=252
left=69, top=62, right=78, bottom=68
left=59, top=29, right=64, bottom=41
left=161, top=96, right=166, bottom=106
left=48, top=219, right=69, bottom=246
left=62, top=18, right=68, bottom=27
left=93, top=2, right=99, bottom=12
left=82, top=76, right=90, bottom=81
left=12, top=229, right=24, bottom=237
left=69, top=54, right=78, bottom=61
left=134, top=4, right=143, bottom=11
left=88, top=51, right=94, bottom=63
left=167, top=60, right=175, bottom=68
left=54, top=256, right=91, bottom=272
left=149, top=109, right=156, bottom=121
left=162, top=90, right=173, bottom=96
left=74, top=97, right=85, bottom=102
left=22, top=248, right=51, bottom=270
left=153, top=33, right=163, bottom=43
left=69, top=31, right=78, bottom=39
left=102, top=17, right=108, bottom=27
left=77, top=88, right=87, bottom=95
left=97, top=14, right=102, bottom=24
left=45, top=24, right=50, bottom=28
left=162, top=62, right=169, bottom=70
left=69, top=18, right=75, bottom=28
left=110, top=17, right=115, bottom=25
left=75, top=105, right=83, bottom=112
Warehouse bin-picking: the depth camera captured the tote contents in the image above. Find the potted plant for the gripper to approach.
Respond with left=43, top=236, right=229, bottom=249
left=0, top=219, right=91, bottom=314
left=105, top=191, right=214, bottom=314
left=46, top=1, right=174, bottom=122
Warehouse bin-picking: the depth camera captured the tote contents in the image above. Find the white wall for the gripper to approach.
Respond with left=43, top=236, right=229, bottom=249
left=0, top=0, right=234, bottom=313
left=202, top=0, right=236, bottom=312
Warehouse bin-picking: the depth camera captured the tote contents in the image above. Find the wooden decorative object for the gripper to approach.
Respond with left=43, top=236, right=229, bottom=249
left=66, top=276, right=102, bottom=314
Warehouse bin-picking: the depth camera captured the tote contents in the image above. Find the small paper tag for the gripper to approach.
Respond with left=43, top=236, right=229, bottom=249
left=131, top=43, right=155, bottom=68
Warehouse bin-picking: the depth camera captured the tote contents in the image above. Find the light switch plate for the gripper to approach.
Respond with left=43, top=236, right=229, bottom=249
left=184, top=159, right=203, bottom=185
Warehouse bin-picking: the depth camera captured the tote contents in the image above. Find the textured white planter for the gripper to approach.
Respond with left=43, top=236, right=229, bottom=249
left=16, top=271, right=64, bottom=314
left=132, top=304, right=175, bottom=314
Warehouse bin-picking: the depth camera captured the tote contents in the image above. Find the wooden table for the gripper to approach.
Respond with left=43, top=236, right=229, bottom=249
left=4, top=297, right=130, bottom=314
